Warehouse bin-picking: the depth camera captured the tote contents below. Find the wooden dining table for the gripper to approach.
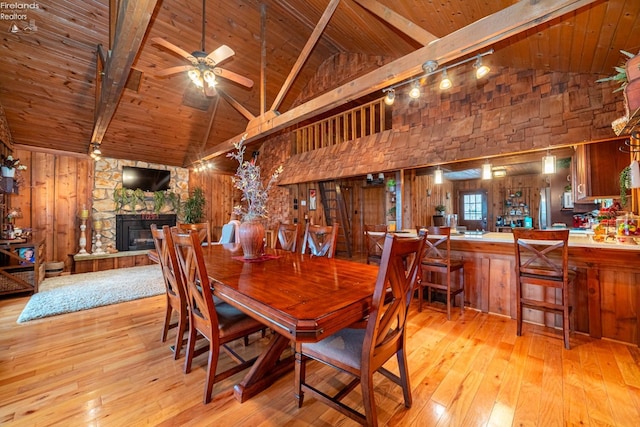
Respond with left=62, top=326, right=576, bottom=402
left=200, top=243, right=380, bottom=402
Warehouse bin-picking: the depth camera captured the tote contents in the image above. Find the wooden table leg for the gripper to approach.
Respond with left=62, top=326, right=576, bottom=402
left=233, top=332, right=294, bottom=402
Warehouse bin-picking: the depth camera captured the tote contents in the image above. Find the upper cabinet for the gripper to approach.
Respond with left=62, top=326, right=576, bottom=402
left=573, top=139, right=630, bottom=202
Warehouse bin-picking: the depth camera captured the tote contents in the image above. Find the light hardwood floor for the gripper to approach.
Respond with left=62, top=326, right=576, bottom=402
left=1, top=288, right=640, bottom=426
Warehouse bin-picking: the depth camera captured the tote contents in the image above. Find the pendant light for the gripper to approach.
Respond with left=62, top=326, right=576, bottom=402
left=434, top=166, right=443, bottom=184
left=481, top=162, right=492, bottom=180
left=542, top=150, right=556, bottom=174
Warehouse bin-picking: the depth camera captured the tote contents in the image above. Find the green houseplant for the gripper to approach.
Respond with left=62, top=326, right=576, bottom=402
left=182, top=187, right=205, bottom=223
left=620, top=166, right=631, bottom=206
left=596, top=50, right=637, bottom=92
left=435, top=204, right=446, bottom=215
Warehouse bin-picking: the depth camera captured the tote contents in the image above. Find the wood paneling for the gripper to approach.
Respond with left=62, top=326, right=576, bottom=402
left=1, top=1, right=639, bottom=168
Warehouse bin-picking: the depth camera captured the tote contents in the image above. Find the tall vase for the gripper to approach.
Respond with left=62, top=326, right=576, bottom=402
left=238, top=220, right=265, bottom=259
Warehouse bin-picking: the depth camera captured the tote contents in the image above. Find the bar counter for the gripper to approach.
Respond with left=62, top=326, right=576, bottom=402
left=443, top=231, right=640, bottom=346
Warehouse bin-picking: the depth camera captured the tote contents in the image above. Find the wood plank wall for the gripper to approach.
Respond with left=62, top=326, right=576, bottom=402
left=11, top=147, right=93, bottom=270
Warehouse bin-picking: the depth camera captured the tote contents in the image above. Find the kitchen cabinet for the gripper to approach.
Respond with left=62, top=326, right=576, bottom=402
left=573, top=139, right=629, bottom=202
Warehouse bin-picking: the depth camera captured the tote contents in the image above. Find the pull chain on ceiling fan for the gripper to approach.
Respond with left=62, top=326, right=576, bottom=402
left=152, top=0, right=253, bottom=96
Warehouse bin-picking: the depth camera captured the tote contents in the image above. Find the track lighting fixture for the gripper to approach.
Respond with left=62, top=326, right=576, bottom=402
left=439, top=69, right=452, bottom=90
left=474, top=56, right=490, bottom=79
left=89, top=143, right=102, bottom=160
left=384, top=88, right=395, bottom=105
left=380, top=49, right=493, bottom=101
left=409, top=81, right=421, bottom=99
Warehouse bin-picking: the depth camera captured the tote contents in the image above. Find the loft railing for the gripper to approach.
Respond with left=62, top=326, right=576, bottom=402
left=294, top=97, right=390, bottom=154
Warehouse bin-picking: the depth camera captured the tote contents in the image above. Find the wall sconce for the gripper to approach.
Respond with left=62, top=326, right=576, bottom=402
left=542, top=150, right=556, bottom=174
left=481, top=162, right=492, bottom=180
left=446, top=192, right=451, bottom=200
left=427, top=189, right=432, bottom=197
left=434, top=167, right=443, bottom=185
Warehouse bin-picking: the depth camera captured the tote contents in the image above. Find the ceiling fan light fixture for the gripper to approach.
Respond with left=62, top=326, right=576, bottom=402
left=188, top=69, right=203, bottom=87
left=203, top=69, right=216, bottom=87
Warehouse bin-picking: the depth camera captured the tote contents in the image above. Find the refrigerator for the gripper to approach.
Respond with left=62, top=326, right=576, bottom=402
left=538, top=187, right=552, bottom=229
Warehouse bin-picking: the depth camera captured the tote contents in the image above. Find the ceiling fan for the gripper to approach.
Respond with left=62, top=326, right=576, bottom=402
left=152, top=0, right=253, bottom=96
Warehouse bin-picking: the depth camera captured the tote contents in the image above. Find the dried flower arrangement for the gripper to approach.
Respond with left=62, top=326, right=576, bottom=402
left=227, top=134, right=283, bottom=222
left=1, top=154, right=27, bottom=170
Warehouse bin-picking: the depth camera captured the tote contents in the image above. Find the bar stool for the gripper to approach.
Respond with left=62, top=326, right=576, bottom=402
left=417, top=226, right=464, bottom=320
left=512, top=228, right=574, bottom=349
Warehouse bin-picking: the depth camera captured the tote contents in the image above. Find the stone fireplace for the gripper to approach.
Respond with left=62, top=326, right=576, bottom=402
left=115, top=214, right=177, bottom=251
left=93, top=158, right=189, bottom=253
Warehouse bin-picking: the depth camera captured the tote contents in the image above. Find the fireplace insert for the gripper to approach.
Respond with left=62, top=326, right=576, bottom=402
left=116, top=214, right=176, bottom=251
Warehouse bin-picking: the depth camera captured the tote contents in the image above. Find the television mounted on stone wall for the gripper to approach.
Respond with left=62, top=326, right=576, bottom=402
left=122, top=166, right=170, bottom=192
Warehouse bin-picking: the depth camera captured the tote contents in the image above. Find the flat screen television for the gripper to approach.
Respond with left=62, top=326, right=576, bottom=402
left=122, top=166, right=170, bottom=192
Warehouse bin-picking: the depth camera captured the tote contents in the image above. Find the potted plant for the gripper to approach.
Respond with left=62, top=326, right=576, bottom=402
left=183, top=187, right=205, bottom=224
left=435, top=204, right=446, bottom=215
left=1, top=154, right=27, bottom=178
left=227, top=134, right=283, bottom=259
left=597, top=49, right=640, bottom=120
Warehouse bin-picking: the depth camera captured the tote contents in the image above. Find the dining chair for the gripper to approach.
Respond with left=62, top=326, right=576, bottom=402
left=301, top=223, right=339, bottom=258
left=177, top=222, right=212, bottom=246
left=275, top=222, right=298, bottom=252
left=512, top=228, right=575, bottom=349
left=363, top=224, right=387, bottom=265
left=294, top=233, right=426, bottom=426
left=417, top=226, right=465, bottom=320
left=172, top=229, right=265, bottom=403
left=150, top=224, right=188, bottom=360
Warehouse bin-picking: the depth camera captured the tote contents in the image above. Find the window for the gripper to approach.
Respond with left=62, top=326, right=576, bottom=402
left=463, top=193, right=483, bottom=221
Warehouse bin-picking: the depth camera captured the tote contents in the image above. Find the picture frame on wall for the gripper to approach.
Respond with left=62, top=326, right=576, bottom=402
left=309, top=189, right=317, bottom=211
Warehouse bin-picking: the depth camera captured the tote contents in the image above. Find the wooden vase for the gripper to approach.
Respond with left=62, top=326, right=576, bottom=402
left=238, top=220, right=265, bottom=259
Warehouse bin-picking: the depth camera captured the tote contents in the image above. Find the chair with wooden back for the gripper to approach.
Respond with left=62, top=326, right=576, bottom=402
left=275, top=222, right=298, bottom=252
left=417, top=226, right=465, bottom=320
left=364, top=224, right=388, bottom=265
left=294, top=233, right=426, bottom=426
left=512, top=228, right=574, bottom=349
left=301, top=223, right=339, bottom=258
left=151, top=224, right=188, bottom=360
left=171, top=229, right=265, bottom=403
left=177, top=222, right=212, bottom=246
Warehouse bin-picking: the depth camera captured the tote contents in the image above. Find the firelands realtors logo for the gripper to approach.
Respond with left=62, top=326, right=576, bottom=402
left=1, top=2, right=39, bottom=33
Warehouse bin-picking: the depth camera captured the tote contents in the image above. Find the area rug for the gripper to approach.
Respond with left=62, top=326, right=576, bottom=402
left=17, top=264, right=164, bottom=323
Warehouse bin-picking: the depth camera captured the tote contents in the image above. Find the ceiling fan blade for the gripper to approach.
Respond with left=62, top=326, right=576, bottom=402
left=214, top=68, right=254, bottom=88
left=151, top=37, right=195, bottom=62
left=156, top=65, right=193, bottom=77
left=206, top=45, right=235, bottom=65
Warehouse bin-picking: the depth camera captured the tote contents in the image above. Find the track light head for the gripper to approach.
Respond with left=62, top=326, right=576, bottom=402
left=384, top=88, right=395, bottom=105
left=474, top=56, right=490, bottom=79
left=439, top=69, right=452, bottom=90
left=409, top=81, right=421, bottom=99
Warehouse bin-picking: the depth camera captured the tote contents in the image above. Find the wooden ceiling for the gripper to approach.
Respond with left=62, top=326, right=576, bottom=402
left=1, top=0, right=639, bottom=171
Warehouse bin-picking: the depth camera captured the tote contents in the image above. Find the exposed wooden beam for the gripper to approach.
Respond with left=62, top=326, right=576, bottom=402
left=260, top=3, right=267, bottom=116
left=90, top=0, right=158, bottom=145
left=217, top=89, right=256, bottom=121
left=198, top=0, right=599, bottom=163
left=352, top=0, right=438, bottom=46
left=270, top=0, right=341, bottom=113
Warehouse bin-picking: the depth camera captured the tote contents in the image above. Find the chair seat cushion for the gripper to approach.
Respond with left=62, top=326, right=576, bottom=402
left=301, top=328, right=364, bottom=370
left=216, top=302, right=263, bottom=338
